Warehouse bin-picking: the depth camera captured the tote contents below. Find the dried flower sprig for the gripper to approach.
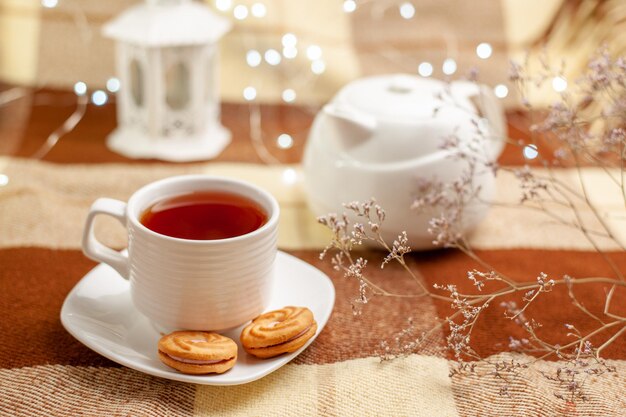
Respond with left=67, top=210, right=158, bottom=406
left=318, top=199, right=435, bottom=315
left=319, top=199, right=624, bottom=400
left=318, top=48, right=626, bottom=402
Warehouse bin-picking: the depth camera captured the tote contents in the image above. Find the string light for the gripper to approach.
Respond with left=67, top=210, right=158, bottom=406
left=106, top=77, right=120, bottom=93
left=282, top=89, right=296, bottom=103
left=31, top=93, right=88, bottom=159
left=277, top=134, right=294, bottom=149
left=215, top=0, right=232, bottom=11
left=233, top=5, right=248, bottom=20
left=243, top=86, right=257, bottom=101
left=40, top=0, right=526, bottom=168
left=264, top=49, right=281, bottom=66
left=523, top=144, right=539, bottom=160
left=282, top=168, right=298, bottom=185
left=280, top=34, right=298, bottom=59
left=246, top=50, right=262, bottom=67
left=0, top=174, right=8, bottom=187
left=343, top=0, right=356, bottom=13
left=476, top=42, right=492, bottom=59
left=73, top=81, right=87, bottom=96
left=418, top=62, right=433, bottom=77
left=399, top=2, right=415, bottom=19
left=552, top=76, right=567, bottom=92
left=442, top=58, right=457, bottom=75
left=282, top=33, right=297, bottom=48
left=243, top=86, right=256, bottom=101
left=91, top=90, right=108, bottom=106
left=41, top=0, right=58, bottom=8
left=306, top=45, right=322, bottom=61
left=283, top=47, right=297, bottom=59
left=30, top=10, right=92, bottom=160
left=251, top=2, right=267, bottom=18
left=494, top=84, right=508, bottom=98
left=311, top=60, right=326, bottom=74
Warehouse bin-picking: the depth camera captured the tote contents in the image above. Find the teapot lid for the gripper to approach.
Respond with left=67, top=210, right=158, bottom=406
left=334, top=74, right=474, bottom=121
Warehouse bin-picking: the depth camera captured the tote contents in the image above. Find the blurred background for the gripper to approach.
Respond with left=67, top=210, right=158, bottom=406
left=1, top=0, right=624, bottom=160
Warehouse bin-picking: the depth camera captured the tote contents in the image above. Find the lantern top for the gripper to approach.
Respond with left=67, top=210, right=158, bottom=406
left=103, top=0, right=231, bottom=47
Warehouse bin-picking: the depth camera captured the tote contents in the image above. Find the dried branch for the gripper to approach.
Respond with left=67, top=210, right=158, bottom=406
left=318, top=48, right=626, bottom=403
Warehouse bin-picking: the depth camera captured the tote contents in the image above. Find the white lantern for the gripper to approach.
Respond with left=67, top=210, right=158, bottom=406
left=103, top=0, right=232, bottom=162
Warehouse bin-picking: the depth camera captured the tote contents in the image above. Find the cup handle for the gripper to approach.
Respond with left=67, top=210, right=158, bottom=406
left=81, top=198, right=130, bottom=280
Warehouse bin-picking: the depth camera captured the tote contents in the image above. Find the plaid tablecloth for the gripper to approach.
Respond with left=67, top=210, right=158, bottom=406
left=1, top=94, right=626, bottom=416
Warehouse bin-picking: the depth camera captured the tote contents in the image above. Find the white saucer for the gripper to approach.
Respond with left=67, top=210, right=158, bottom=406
left=60, top=251, right=335, bottom=385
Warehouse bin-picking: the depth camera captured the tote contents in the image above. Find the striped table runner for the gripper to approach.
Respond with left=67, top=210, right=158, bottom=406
left=1, top=104, right=626, bottom=416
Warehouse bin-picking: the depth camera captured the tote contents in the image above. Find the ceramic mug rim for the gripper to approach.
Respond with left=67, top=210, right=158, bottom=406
left=126, top=175, right=280, bottom=246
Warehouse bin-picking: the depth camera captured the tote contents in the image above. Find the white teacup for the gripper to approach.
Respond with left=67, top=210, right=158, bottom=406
left=81, top=175, right=279, bottom=332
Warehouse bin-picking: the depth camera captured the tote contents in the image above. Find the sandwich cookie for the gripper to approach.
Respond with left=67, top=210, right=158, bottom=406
left=158, top=331, right=237, bottom=374
left=240, top=306, right=317, bottom=359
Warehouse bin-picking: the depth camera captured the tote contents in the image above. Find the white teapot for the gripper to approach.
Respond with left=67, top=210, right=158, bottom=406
left=303, top=74, right=506, bottom=249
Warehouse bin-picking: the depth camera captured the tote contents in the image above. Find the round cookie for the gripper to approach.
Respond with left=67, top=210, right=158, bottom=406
left=240, top=306, right=317, bottom=359
left=158, top=331, right=237, bottom=374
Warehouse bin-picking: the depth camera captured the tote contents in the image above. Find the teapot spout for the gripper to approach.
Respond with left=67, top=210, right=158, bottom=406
left=322, top=104, right=377, bottom=148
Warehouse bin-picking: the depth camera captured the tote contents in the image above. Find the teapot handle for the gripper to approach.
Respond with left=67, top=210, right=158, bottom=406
left=452, top=82, right=506, bottom=161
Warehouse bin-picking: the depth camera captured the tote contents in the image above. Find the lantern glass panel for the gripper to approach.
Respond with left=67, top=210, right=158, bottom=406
left=166, top=61, right=190, bottom=110
left=130, top=58, right=144, bottom=107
